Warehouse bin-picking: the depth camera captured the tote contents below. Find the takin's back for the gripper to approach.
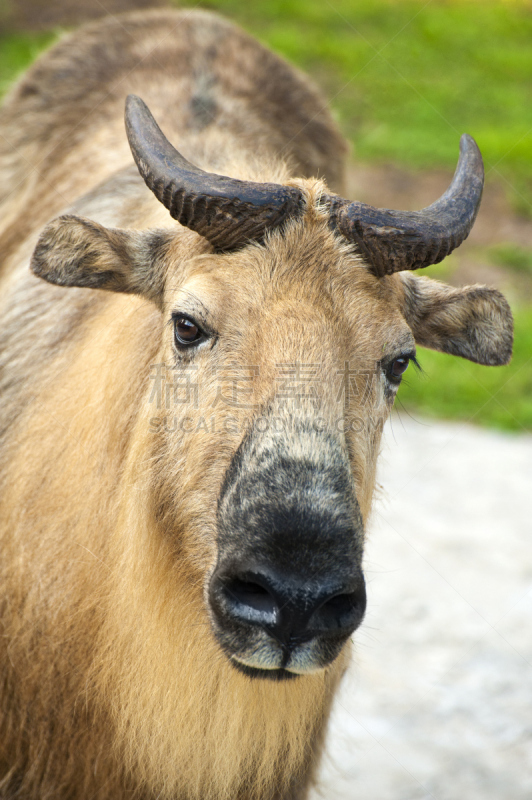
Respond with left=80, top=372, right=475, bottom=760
left=0, top=8, right=346, bottom=268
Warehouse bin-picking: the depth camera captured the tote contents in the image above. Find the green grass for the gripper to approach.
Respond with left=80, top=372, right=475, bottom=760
left=488, top=243, right=532, bottom=275
left=397, top=307, right=532, bottom=432
left=0, top=30, right=57, bottom=96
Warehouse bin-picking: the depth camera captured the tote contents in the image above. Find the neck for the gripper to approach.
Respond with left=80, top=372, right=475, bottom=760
left=92, top=427, right=347, bottom=799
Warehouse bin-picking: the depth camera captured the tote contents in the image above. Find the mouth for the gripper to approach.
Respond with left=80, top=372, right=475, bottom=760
left=226, top=637, right=334, bottom=680
left=230, top=659, right=300, bottom=681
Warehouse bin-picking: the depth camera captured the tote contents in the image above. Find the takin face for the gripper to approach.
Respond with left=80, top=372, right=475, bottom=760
left=31, top=96, right=513, bottom=682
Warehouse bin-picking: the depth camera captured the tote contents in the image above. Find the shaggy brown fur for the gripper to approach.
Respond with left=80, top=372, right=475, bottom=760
left=0, top=9, right=513, bottom=800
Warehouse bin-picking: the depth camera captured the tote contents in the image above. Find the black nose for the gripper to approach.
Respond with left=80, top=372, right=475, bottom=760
left=210, top=566, right=366, bottom=647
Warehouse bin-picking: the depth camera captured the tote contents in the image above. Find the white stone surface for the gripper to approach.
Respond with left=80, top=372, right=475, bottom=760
left=312, top=415, right=532, bottom=800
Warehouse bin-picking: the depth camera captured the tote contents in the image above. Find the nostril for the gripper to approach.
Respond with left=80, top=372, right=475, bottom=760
left=323, top=592, right=356, bottom=614
left=221, top=578, right=278, bottom=618
left=309, top=584, right=367, bottom=634
left=325, top=590, right=363, bottom=619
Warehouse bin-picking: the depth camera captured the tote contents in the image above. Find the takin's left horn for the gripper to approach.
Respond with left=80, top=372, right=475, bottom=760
left=323, top=134, right=484, bottom=277
left=125, top=94, right=304, bottom=251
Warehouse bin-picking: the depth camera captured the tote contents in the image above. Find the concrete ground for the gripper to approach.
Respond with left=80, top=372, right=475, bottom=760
left=312, top=415, right=532, bottom=800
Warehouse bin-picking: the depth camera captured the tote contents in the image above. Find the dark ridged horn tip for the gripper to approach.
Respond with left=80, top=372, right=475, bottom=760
left=324, top=133, right=484, bottom=277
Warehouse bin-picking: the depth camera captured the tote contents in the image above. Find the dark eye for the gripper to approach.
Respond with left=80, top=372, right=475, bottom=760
left=389, top=356, right=410, bottom=381
left=174, top=316, right=203, bottom=347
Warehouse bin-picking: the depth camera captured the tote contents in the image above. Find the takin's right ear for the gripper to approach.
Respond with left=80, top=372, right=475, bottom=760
left=31, top=215, right=173, bottom=305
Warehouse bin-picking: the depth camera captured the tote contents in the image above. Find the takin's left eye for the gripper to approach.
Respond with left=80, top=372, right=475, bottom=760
left=390, top=357, right=410, bottom=379
left=386, top=353, right=418, bottom=384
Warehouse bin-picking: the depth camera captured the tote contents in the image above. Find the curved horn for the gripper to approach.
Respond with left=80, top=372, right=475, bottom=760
left=125, top=95, right=304, bottom=251
left=324, top=134, right=484, bottom=276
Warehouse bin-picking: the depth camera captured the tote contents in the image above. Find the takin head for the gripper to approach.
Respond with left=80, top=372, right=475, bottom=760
left=31, top=95, right=513, bottom=680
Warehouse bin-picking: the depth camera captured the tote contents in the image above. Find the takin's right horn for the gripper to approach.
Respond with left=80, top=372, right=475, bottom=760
left=125, top=94, right=304, bottom=252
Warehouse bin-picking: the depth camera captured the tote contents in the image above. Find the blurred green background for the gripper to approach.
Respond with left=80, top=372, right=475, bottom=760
left=1, top=0, right=531, bottom=432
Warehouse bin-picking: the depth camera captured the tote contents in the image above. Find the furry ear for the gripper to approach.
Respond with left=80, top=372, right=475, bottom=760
left=400, top=273, right=513, bottom=366
left=31, top=215, right=172, bottom=304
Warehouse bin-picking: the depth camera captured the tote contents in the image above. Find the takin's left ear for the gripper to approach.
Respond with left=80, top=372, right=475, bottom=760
left=31, top=215, right=173, bottom=305
left=400, top=272, right=513, bottom=366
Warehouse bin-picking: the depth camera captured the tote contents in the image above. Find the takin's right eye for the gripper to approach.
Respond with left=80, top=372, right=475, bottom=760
left=173, top=315, right=205, bottom=348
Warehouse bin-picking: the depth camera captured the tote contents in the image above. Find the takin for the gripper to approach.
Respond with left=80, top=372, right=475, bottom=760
left=0, top=8, right=513, bottom=800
